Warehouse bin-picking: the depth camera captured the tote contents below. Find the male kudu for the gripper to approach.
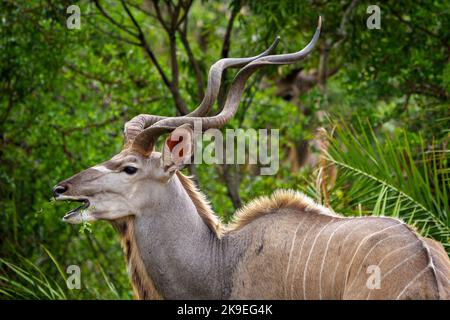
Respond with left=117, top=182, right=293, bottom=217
left=54, top=18, right=450, bottom=299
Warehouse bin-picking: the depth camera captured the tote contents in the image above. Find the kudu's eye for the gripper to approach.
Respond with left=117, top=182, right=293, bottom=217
left=123, top=166, right=138, bottom=175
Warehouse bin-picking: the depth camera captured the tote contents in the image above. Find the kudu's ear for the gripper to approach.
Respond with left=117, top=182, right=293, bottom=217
left=161, top=124, right=194, bottom=174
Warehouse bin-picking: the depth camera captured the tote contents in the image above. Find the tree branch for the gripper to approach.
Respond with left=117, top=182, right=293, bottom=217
left=150, top=0, right=189, bottom=114
left=152, top=0, right=171, bottom=32
left=177, top=8, right=204, bottom=101
left=93, top=0, right=139, bottom=38
left=332, top=0, right=359, bottom=50
left=175, top=0, right=193, bottom=29
left=391, top=9, right=441, bottom=41
left=217, top=3, right=240, bottom=109
left=122, top=0, right=191, bottom=114
left=65, top=64, right=124, bottom=85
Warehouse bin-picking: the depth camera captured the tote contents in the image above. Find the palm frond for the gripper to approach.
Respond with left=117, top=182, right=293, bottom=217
left=313, top=120, right=449, bottom=254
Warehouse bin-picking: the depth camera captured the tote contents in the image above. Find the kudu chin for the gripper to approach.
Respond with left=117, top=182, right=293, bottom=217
left=54, top=18, right=450, bottom=300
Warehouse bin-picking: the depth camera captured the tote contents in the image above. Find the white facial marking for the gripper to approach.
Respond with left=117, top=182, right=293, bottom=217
left=93, top=165, right=112, bottom=173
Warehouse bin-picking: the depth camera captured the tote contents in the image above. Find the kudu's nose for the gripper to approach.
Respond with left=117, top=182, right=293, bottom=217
left=53, top=184, right=68, bottom=197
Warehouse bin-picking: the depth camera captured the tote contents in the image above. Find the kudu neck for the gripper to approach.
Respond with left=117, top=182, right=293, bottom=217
left=118, top=174, right=232, bottom=299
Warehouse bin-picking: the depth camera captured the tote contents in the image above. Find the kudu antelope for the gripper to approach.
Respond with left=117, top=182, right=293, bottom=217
left=53, top=18, right=450, bottom=299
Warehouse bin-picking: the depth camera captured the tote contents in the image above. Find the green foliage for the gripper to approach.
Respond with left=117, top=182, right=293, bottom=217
left=0, top=257, right=69, bottom=300
left=0, top=246, right=122, bottom=299
left=319, top=121, right=449, bottom=251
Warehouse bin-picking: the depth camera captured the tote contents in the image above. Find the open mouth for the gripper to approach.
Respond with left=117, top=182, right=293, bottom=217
left=55, top=196, right=90, bottom=222
left=64, top=199, right=90, bottom=220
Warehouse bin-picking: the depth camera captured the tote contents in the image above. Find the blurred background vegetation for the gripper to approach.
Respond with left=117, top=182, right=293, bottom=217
left=0, top=0, right=448, bottom=299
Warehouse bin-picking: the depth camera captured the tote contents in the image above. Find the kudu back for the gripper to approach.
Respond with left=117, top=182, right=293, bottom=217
left=54, top=18, right=450, bottom=299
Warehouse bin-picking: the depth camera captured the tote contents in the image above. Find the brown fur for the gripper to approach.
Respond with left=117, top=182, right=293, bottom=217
left=176, top=173, right=450, bottom=299
left=177, top=173, right=338, bottom=234
left=225, top=189, right=339, bottom=232
left=112, top=217, right=162, bottom=300
left=423, top=238, right=450, bottom=298
left=108, top=173, right=449, bottom=299
left=112, top=173, right=349, bottom=299
left=176, top=172, right=223, bottom=236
